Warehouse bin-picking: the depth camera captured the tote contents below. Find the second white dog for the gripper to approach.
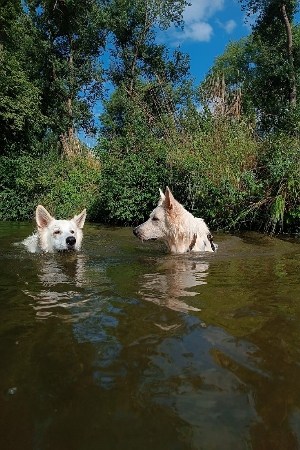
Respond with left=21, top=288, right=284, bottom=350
left=133, top=187, right=216, bottom=253
left=23, top=205, right=86, bottom=253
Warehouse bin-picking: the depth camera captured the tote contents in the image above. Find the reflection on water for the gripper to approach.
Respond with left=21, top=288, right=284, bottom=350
left=139, top=256, right=209, bottom=312
left=23, top=253, right=89, bottom=320
left=1, top=223, right=300, bottom=450
left=38, top=254, right=86, bottom=286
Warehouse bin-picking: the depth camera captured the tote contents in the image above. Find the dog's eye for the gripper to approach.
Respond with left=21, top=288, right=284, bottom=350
left=70, top=230, right=75, bottom=234
left=53, top=229, right=61, bottom=235
left=152, top=217, right=159, bottom=222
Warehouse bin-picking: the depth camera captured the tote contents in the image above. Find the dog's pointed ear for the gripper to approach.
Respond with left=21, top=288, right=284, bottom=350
left=158, top=188, right=165, bottom=205
left=36, top=205, right=54, bottom=229
left=159, top=188, right=165, bottom=201
left=73, top=209, right=86, bottom=229
left=165, top=187, right=175, bottom=211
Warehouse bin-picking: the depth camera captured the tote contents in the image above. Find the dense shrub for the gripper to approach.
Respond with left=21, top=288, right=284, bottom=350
left=95, top=119, right=260, bottom=228
left=163, top=120, right=262, bottom=229
left=96, top=147, right=169, bottom=225
left=1, top=121, right=299, bottom=234
left=257, top=135, right=300, bottom=233
left=0, top=151, right=101, bottom=221
left=94, top=120, right=299, bottom=232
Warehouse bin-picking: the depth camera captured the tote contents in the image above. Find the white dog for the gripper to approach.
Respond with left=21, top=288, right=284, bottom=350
left=133, top=187, right=216, bottom=253
left=23, top=205, right=86, bottom=253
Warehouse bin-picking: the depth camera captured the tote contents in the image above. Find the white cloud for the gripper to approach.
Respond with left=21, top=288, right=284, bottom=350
left=168, top=0, right=225, bottom=44
left=183, top=0, right=224, bottom=24
left=224, top=19, right=236, bottom=33
left=217, top=19, right=237, bottom=34
left=182, top=21, right=213, bottom=42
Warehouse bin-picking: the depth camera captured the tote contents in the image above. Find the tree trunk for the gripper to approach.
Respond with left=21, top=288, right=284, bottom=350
left=281, top=3, right=296, bottom=106
left=67, top=36, right=74, bottom=138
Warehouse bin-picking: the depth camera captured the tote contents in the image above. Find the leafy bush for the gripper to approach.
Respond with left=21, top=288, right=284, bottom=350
left=92, top=119, right=262, bottom=229
left=1, top=119, right=299, bottom=234
left=0, top=151, right=101, bottom=221
left=160, top=119, right=262, bottom=229
left=257, top=135, right=300, bottom=232
left=96, top=147, right=169, bottom=225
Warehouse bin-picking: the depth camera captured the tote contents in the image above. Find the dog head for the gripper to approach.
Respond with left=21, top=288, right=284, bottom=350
left=133, top=187, right=183, bottom=243
left=36, top=205, right=86, bottom=252
left=133, top=187, right=215, bottom=253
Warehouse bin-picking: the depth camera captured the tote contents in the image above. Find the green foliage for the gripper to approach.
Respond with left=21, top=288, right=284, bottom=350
left=96, top=148, right=169, bottom=224
left=0, top=0, right=299, bottom=236
left=158, top=120, right=262, bottom=229
left=203, top=19, right=300, bottom=133
left=239, top=0, right=298, bottom=29
left=0, top=48, right=45, bottom=154
left=104, top=0, right=191, bottom=145
left=0, top=152, right=101, bottom=221
left=27, top=0, right=107, bottom=136
left=0, top=0, right=108, bottom=154
left=0, top=118, right=299, bottom=233
left=0, top=2, right=47, bottom=154
left=95, top=118, right=262, bottom=229
left=259, top=135, right=300, bottom=232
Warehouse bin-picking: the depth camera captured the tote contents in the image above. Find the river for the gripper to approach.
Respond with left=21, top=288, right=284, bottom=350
left=1, top=222, right=300, bottom=450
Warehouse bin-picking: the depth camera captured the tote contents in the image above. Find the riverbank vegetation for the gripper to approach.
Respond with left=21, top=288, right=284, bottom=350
left=1, top=0, right=299, bottom=233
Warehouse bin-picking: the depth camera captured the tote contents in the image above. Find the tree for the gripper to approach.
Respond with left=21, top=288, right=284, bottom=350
left=202, top=1, right=300, bottom=133
left=239, top=0, right=299, bottom=125
left=26, top=0, right=107, bottom=142
left=0, top=0, right=45, bottom=154
left=99, top=0, right=193, bottom=149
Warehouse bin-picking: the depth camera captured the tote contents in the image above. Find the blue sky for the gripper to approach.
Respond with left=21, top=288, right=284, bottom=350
left=161, top=0, right=252, bottom=85
left=164, top=0, right=300, bottom=85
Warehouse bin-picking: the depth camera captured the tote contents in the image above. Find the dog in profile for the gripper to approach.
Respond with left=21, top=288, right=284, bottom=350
left=23, top=205, right=86, bottom=253
left=133, top=187, right=216, bottom=253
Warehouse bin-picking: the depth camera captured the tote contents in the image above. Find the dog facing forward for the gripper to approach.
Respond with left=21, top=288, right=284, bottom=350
left=133, top=187, right=216, bottom=253
left=23, top=205, right=86, bottom=253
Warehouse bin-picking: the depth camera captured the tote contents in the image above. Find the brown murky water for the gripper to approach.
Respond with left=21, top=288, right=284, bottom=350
left=1, top=222, right=300, bottom=450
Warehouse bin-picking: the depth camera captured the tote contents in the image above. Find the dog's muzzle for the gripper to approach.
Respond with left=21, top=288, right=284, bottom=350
left=66, top=236, right=76, bottom=248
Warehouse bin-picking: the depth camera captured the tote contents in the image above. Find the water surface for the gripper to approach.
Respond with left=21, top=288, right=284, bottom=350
left=1, top=222, right=300, bottom=450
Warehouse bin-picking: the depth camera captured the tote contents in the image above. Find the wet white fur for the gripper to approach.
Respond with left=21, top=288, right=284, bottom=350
left=134, top=187, right=216, bottom=254
left=23, top=205, right=86, bottom=253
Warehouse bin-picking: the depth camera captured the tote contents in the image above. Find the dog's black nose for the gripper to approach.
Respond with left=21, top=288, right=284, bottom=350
left=133, top=227, right=138, bottom=236
left=66, top=236, right=76, bottom=246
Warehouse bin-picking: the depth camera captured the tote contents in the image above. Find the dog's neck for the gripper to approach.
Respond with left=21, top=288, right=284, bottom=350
left=166, top=233, right=215, bottom=253
left=166, top=233, right=197, bottom=254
